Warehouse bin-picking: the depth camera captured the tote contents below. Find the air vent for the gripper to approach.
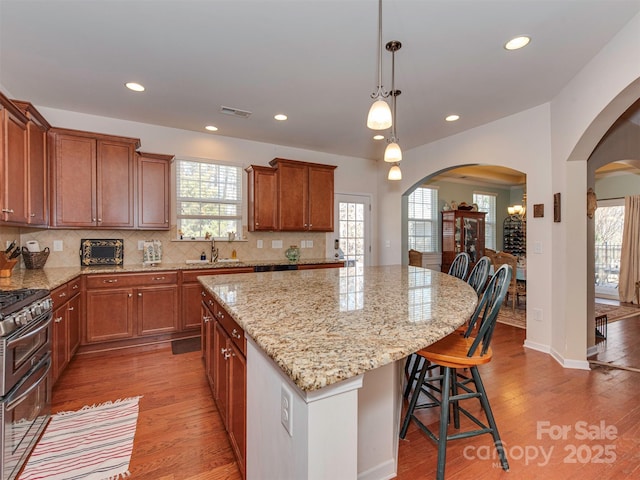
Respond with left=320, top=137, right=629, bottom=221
left=220, top=106, right=252, bottom=118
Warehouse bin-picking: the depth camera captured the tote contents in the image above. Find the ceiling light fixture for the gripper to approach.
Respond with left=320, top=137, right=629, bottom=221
left=205, top=125, right=218, bottom=132
left=504, top=35, right=531, bottom=51
left=373, top=134, right=385, bottom=140
left=388, top=163, right=402, bottom=180
left=445, top=114, right=460, bottom=122
left=274, top=114, right=287, bottom=121
left=125, top=82, right=145, bottom=92
left=507, top=193, right=527, bottom=220
left=367, top=0, right=392, bottom=130
left=384, top=40, right=402, bottom=164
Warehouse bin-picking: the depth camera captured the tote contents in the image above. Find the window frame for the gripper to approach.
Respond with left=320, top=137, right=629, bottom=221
left=473, top=191, right=497, bottom=250
left=174, top=157, right=245, bottom=240
left=407, top=186, right=439, bottom=253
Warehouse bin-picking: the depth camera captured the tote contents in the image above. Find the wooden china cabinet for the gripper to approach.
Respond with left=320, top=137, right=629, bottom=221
left=441, top=210, right=486, bottom=273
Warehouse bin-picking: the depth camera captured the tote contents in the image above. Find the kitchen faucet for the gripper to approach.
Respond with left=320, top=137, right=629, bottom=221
left=211, top=238, right=219, bottom=263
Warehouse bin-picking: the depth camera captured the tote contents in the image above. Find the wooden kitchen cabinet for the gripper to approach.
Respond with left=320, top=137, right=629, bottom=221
left=201, top=289, right=246, bottom=478
left=51, top=276, right=82, bottom=384
left=246, top=165, right=278, bottom=231
left=181, top=268, right=253, bottom=332
left=0, top=93, right=29, bottom=225
left=49, top=127, right=140, bottom=228
left=137, top=151, right=172, bottom=230
left=85, top=272, right=178, bottom=344
left=269, top=158, right=336, bottom=232
left=12, top=100, right=50, bottom=226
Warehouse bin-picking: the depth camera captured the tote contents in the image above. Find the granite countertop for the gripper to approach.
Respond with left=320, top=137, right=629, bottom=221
left=0, top=258, right=343, bottom=291
left=199, top=265, right=478, bottom=392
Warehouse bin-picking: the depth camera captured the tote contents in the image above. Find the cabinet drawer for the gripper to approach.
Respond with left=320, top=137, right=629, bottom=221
left=182, top=267, right=253, bottom=283
left=201, top=289, right=216, bottom=311
left=215, top=302, right=245, bottom=355
left=86, top=271, right=177, bottom=289
left=50, top=284, right=69, bottom=309
left=68, top=276, right=82, bottom=297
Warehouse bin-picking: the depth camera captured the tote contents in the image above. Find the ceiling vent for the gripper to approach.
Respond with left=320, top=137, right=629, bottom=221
left=220, top=106, right=252, bottom=118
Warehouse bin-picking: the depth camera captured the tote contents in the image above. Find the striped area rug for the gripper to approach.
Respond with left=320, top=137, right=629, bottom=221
left=20, top=396, right=142, bottom=480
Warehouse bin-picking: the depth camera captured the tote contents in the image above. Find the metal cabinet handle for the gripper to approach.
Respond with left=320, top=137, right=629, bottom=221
left=203, top=316, right=212, bottom=323
left=58, top=292, right=66, bottom=298
left=98, top=218, right=102, bottom=222
left=72, top=284, right=79, bottom=290
left=224, top=351, right=231, bottom=360
left=68, top=306, right=74, bottom=311
left=231, top=328, right=241, bottom=339
left=128, top=293, right=132, bottom=298
left=30, top=213, right=36, bottom=217
left=54, top=317, right=63, bottom=323
left=2, top=208, right=14, bottom=213
left=152, top=276, right=166, bottom=281
left=138, top=293, right=142, bottom=297
left=201, top=291, right=206, bottom=297
left=92, top=218, right=96, bottom=222
left=103, top=279, right=118, bottom=284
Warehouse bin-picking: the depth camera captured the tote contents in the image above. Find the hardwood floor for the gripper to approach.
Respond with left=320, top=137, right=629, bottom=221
left=52, top=321, right=640, bottom=480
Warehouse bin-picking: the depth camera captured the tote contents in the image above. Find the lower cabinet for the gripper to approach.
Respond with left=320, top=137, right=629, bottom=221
left=201, top=289, right=246, bottom=478
left=85, top=272, right=178, bottom=344
left=51, top=276, right=82, bottom=384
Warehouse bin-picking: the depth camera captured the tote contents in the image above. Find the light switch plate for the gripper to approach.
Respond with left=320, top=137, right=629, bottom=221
left=272, top=240, right=283, bottom=249
left=306, top=240, right=313, bottom=248
left=257, top=239, right=263, bottom=249
left=138, top=240, right=145, bottom=250
left=53, top=240, right=63, bottom=252
left=300, top=240, right=306, bottom=248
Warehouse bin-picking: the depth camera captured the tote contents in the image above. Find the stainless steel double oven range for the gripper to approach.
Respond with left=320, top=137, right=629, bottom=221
left=0, top=289, right=53, bottom=480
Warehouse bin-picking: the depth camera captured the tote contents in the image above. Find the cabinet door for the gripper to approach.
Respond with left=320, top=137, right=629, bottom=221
left=183, top=284, right=207, bottom=331
left=85, top=288, right=134, bottom=343
left=2, top=109, right=28, bottom=224
left=276, top=161, right=308, bottom=230
left=137, top=285, right=179, bottom=336
left=213, top=321, right=230, bottom=426
left=137, top=153, right=171, bottom=229
left=228, top=342, right=246, bottom=476
left=67, top=293, right=81, bottom=359
left=26, top=119, right=48, bottom=225
left=307, top=165, right=334, bottom=231
left=52, top=133, right=96, bottom=227
left=51, top=304, right=68, bottom=382
left=97, top=140, right=134, bottom=227
left=247, top=166, right=278, bottom=231
left=202, top=303, right=215, bottom=390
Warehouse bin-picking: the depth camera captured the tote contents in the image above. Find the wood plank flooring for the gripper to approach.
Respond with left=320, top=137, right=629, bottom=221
left=52, top=320, right=640, bottom=480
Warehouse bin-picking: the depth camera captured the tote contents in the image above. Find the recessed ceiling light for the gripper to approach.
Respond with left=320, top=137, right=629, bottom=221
left=125, top=82, right=145, bottom=92
left=504, top=36, right=531, bottom=51
left=445, top=114, right=460, bottom=122
left=373, top=134, right=385, bottom=140
left=205, top=125, right=218, bottom=132
left=274, top=114, right=288, bottom=121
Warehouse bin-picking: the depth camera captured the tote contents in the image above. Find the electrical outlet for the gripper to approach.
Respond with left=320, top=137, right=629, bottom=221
left=533, top=308, right=543, bottom=322
left=53, top=240, right=63, bottom=252
left=138, top=240, right=145, bottom=250
left=300, top=240, right=306, bottom=249
left=272, top=240, right=283, bottom=249
left=281, top=385, right=293, bottom=436
left=306, top=240, right=313, bottom=248
left=257, top=239, right=263, bottom=249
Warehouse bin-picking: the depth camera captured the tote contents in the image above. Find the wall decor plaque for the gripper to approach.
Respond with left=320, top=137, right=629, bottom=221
left=80, top=239, right=124, bottom=266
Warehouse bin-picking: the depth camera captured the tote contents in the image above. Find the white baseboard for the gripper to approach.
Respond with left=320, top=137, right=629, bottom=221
left=550, top=346, right=591, bottom=370
left=586, top=344, right=599, bottom=358
left=523, top=339, right=551, bottom=353
left=358, top=458, right=396, bottom=480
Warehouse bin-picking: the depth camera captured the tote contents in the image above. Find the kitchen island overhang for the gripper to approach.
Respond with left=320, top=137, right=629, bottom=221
left=199, top=265, right=478, bottom=480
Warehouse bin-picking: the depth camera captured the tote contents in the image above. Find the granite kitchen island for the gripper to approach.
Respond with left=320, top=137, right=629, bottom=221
left=199, top=265, right=478, bottom=480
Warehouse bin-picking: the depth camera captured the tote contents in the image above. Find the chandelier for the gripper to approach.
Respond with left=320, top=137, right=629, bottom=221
left=384, top=40, right=402, bottom=180
left=507, top=194, right=527, bottom=220
left=367, top=0, right=392, bottom=130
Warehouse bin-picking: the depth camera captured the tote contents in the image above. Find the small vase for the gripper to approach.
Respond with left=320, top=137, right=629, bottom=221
left=285, top=245, right=300, bottom=262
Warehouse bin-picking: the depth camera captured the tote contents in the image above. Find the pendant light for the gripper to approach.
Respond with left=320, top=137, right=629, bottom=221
left=367, top=0, right=392, bottom=130
left=388, top=163, right=402, bottom=180
left=384, top=40, right=402, bottom=164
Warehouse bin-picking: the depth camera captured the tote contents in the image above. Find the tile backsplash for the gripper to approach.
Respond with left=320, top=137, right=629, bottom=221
left=3, top=226, right=328, bottom=269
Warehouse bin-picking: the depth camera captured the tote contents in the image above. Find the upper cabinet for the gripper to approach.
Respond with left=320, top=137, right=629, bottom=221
left=269, top=158, right=336, bottom=232
left=245, top=165, right=278, bottom=231
left=12, top=100, right=51, bottom=227
left=0, top=93, right=29, bottom=225
left=49, top=127, right=140, bottom=228
left=137, top=152, right=173, bottom=230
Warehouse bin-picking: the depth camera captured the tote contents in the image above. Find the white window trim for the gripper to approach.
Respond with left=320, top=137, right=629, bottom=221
left=473, top=191, right=497, bottom=250
left=408, top=186, right=439, bottom=253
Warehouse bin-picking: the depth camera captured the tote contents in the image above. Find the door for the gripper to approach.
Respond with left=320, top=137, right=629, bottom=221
left=594, top=199, right=625, bottom=300
left=334, top=194, right=371, bottom=267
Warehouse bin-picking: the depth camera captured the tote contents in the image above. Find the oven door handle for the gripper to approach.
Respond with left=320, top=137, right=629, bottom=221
left=6, top=315, right=52, bottom=349
left=5, top=355, right=51, bottom=411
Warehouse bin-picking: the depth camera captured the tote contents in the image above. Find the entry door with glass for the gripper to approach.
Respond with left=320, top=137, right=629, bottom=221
left=334, top=194, right=371, bottom=268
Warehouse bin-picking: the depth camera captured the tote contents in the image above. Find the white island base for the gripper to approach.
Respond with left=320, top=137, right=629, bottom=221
left=247, top=338, right=404, bottom=480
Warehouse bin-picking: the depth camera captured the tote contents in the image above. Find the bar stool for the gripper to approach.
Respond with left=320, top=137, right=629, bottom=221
left=466, top=255, right=491, bottom=296
left=400, top=264, right=512, bottom=480
left=448, top=252, right=470, bottom=280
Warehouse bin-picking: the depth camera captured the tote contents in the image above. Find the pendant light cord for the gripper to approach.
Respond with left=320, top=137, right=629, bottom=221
left=371, top=0, right=388, bottom=99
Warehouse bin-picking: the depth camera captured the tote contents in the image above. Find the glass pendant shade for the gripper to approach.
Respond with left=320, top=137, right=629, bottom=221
left=384, top=140, right=402, bottom=163
left=388, top=164, right=402, bottom=180
left=367, top=98, right=392, bottom=130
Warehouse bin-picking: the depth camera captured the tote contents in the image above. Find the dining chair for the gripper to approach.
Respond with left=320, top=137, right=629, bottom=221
left=400, top=264, right=512, bottom=480
left=448, top=252, right=470, bottom=280
left=493, top=251, right=519, bottom=311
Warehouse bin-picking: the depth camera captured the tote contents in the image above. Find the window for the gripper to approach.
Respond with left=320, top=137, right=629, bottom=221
left=408, top=187, right=439, bottom=252
left=176, top=159, right=242, bottom=239
left=473, top=192, right=496, bottom=250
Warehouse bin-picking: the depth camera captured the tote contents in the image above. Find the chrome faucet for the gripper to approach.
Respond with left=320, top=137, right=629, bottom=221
left=210, top=238, right=219, bottom=263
